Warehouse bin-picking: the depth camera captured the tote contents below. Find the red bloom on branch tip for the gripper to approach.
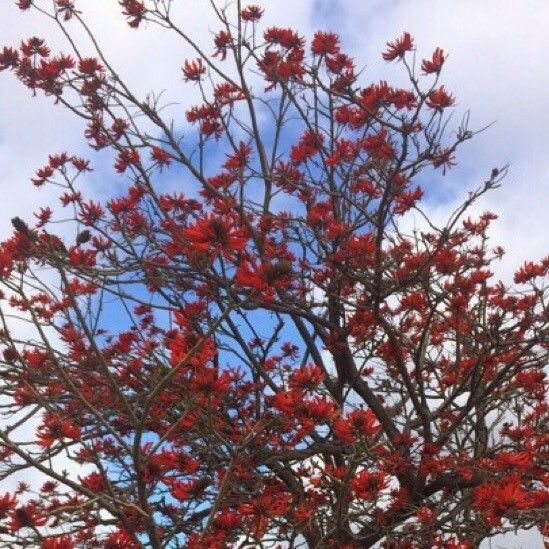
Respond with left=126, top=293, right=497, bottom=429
left=114, top=148, right=140, bottom=173
left=36, top=413, right=81, bottom=448
left=17, top=0, right=32, bottom=10
left=0, top=47, right=19, bottom=72
left=78, top=57, right=103, bottom=75
left=68, top=248, right=96, bottom=268
left=80, top=472, right=105, bottom=493
left=264, top=27, right=304, bottom=50
left=351, top=470, right=388, bottom=500
left=104, top=530, right=140, bottom=549
left=382, top=32, right=413, bottom=61
left=21, top=37, right=50, bottom=58
left=34, top=207, right=52, bottom=227
left=150, top=146, right=172, bottom=167
left=241, top=5, right=264, bottom=22
left=183, top=215, right=248, bottom=259
left=182, top=58, right=206, bottom=81
left=41, top=536, right=75, bottom=549
left=120, top=0, right=146, bottom=28
left=289, top=364, right=324, bottom=391
left=223, top=141, right=252, bottom=171
left=32, top=165, right=54, bottom=186
left=432, top=147, right=457, bottom=174
left=290, top=129, right=324, bottom=165
left=9, top=503, right=46, bottom=532
left=513, top=260, right=546, bottom=284
left=421, top=47, right=445, bottom=74
left=0, top=492, right=16, bottom=518
left=426, top=86, right=455, bottom=110
left=213, top=30, right=232, bottom=61
left=311, top=31, right=340, bottom=56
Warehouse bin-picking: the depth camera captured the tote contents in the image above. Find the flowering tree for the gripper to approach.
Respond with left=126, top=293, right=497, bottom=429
left=0, top=1, right=547, bottom=548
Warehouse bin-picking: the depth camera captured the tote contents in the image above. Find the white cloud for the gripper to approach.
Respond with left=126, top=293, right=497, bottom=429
left=331, top=0, right=549, bottom=282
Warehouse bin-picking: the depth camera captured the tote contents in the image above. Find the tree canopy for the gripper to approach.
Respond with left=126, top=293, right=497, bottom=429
left=0, top=1, right=547, bottom=548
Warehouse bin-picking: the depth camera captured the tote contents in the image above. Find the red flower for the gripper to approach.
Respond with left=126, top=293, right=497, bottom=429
left=34, top=207, right=52, bottom=227
left=80, top=200, right=104, bottom=225
left=214, top=82, right=246, bottom=105
left=0, top=47, right=19, bottom=71
left=473, top=474, right=531, bottom=525
left=235, top=259, right=294, bottom=296
left=78, top=57, right=103, bottom=75
left=56, top=1, right=78, bottom=22
left=48, top=152, right=69, bottom=169
left=168, top=479, right=208, bottom=502
left=36, top=413, right=81, bottom=447
left=31, top=165, right=54, bottom=186
left=514, top=369, right=545, bottom=393
left=348, top=409, right=381, bottom=436
left=432, top=147, right=457, bottom=174
left=21, top=37, right=50, bottom=58
left=513, top=260, right=546, bottom=284
left=325, top=52, right=354, bottom=74
left=72, top=156, right=91, bottom=171
left=289, top=364, right=324, bottom=391
left=264, top=27, right=304, bottom=50
left=224, top=141, right=252, bottom=171
left=9, top=503, right=46, bottom=532
left=186, top=104, right=223, bottom=138
left=421, top=47, right=445, bottom=74
left=290, top=129, right=323, bottom=165
left=104, top=530, right=140, bottom=549
left=213, top=509, right=241, bottom=530
left=183, top=215, right=248, bottom=258
left=426, top=86, right=455, bottom=110
left=241, top=5, right=264, bottom=22
left=41, top=536, right=75, bottom=549
left=416, top=506, right=435, bottom=524
left=434, top=248, right=459, bottom=274
left=80, top=472, right=105, bottom=492
left=351, top=470, right=387, bottom=499
left=213, top=30, right=232, bottom=61
left=382, top=32, right=413, bottom=61
left=258, top=48, right=305, bottom=90
left=0, top=492, right=16, bottom=519
left=495, top=451, right=533, bottom=472
left=270, top=391, right=300, bottom=415
left=17, top=0, right=32, bottom=10
left=303, top=397, right=336, bottom=421
left=191, top=368, right=232, bottom=395
left=120, top=0, right=146, bottom=28
left=114, top=148, right=140, bottom=173
left=311, top=31, right=340, bottom=56
left=68, top=248, right=96, bottom=268
left=334, top=418, right=356, bottom=443
left=150, top=146, right=172, bottom=167
left=393, top=186, right=423, bottom=215
left=182, top=58, right=206, bottom=81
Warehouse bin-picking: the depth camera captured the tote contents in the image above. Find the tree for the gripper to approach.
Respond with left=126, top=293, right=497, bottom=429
left=0, top=1, right=547, bottom=547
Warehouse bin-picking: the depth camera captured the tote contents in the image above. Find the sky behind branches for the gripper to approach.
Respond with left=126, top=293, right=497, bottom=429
left=0, top=1, right=547, bottom=546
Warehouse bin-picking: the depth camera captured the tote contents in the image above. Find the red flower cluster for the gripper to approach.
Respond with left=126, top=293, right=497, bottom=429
left=422, top=47, right=446, bottom=74
left=182, top=214, right=248, bottom=260
left=241, top=5, right=264, bottom=22
left=120, top=0, right=146, bottom=28
left=182, top=58, right=206, bottom=81
left=427, top=86, right=455, bottom=110
left=114, top=148, right=140, bottom=173
left=382, top=32, right=414, bottom=61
